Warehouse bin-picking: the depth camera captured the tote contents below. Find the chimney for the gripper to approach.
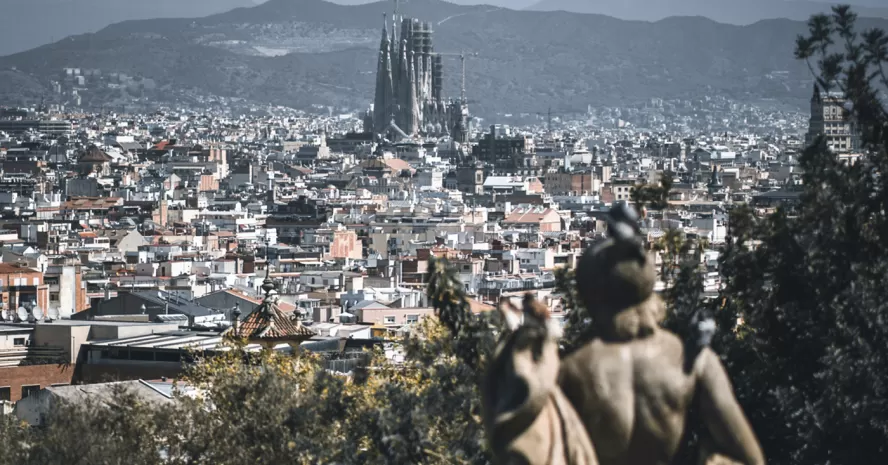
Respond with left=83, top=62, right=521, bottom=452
left=231, top=304, right=241, bottom=333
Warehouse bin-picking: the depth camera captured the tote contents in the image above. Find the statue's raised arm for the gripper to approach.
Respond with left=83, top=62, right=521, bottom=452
left=482, top=294, right=598, bottom=465
left=558, top=202, right=765, bottom=465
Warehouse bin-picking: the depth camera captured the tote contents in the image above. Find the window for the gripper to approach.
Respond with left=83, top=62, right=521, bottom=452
left=384, top=316, right=396, bottom=324
left=13, top=338, right=25, bottom=347
left=21, top=385, right=40, bottom=399
left=0, top=387, right=10, bottom=401
left=50, top=293, right=60, bottom=302
left=406, top=314, right=419, bottom=324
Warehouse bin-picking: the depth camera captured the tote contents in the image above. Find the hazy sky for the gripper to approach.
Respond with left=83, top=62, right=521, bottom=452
left=331, top=0, right=885, bottom=6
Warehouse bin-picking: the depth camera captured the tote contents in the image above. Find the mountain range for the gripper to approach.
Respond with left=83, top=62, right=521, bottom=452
left=4, top=0, right=886, bottom=57
left=527, top=0, right=888, bottom=25
left=0, top=0, right=265, bottom=57
left=2, top=0, right=887, bottom=116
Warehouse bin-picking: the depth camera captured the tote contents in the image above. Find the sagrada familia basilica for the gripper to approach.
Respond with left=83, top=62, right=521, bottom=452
left=364, top=14, right=470, bottom=143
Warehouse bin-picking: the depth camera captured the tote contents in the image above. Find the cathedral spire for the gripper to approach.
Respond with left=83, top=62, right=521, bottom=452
left=399, top=38, right=410, bottom=131
left=373, top=16, right=387, bottom=135
left=407, top=49, right=419, bottom=135
left=373, top=13, right=395, bottom=136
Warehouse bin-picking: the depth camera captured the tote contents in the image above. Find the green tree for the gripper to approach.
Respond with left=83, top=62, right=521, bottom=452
left=0, top=292, right=494, bottom=465
left=714, top=5, right=888, bottom=464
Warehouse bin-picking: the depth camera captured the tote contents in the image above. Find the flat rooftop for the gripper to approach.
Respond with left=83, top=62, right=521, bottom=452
left=84, top=330, right=322, bottom=353
left=0, top=320, right=179, bottom=328
left=37, top=320, right=174, bottom=327
left=0, top=324, right=33, bottom=333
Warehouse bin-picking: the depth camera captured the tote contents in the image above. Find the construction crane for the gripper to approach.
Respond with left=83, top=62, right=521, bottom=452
left=432, top=51, right=478, bottom=104
left=536, top=107, right=588, bottom=133
left=392, top=0, right=407, bottom=17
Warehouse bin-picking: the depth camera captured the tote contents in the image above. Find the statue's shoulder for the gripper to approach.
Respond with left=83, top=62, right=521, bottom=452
left=561, top=330, right=688, bottom=377
left=648, top=328, right=686, bottom=354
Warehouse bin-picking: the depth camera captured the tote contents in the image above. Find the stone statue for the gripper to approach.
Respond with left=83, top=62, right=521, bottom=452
left=481, top=203, right=764, bottom=465
left=558, top=203, right=765, bottom=465
left=483, top=294, right=598, bottom=465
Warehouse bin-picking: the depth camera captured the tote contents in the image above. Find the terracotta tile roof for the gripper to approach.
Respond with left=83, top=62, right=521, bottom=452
left=503, top=208, right=558, bottom=224
left=226, top=280, right=314, bottom=343
left=224, top=289, right=263, bottom=306
left=233, top=299, right=314, bottom=341
left=0, top=263, right=36, bottom=274
left=64, top=197, right=122, bottom=210
left=78, top=145, right=112, bottom=163
left=383, top=157, right=413, bottom=174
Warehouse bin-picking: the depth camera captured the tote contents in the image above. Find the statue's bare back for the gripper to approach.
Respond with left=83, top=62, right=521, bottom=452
left=561, top=332, right=686, bottom=465
left=561, top=329, right=762, bottom=465
left=560, top=203, right=764, bottom=465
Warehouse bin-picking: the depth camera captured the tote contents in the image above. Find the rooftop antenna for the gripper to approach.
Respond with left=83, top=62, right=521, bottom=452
left=0, top=309, right=8, bottom=321
left=16, top=306, right=28, bottom=322
left=32, top=306, right=44, bottom=321
left=48, top=307, right=60, bottom=320
left=460, top=54, right=467, bottom=104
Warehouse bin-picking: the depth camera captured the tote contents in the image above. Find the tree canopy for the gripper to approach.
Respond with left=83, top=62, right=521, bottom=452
left=715, top=5, right=888, bottom=464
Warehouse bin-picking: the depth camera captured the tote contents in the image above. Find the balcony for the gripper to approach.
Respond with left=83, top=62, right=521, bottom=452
left=0, top=346, right=67, bottom=368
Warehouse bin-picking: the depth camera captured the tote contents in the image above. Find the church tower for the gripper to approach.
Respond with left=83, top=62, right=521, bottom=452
left=369, top=9, right=467, bottom=140
left=373, top=14, right=393, bottom=135
left=804, top=83, right=823, bottom=147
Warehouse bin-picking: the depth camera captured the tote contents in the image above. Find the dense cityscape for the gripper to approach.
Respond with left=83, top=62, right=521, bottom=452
left=0, top=0, right=851, bottom=409
left=0, top=1, right=885, bottom=464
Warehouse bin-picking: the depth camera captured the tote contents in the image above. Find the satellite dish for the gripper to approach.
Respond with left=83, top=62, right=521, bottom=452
left=32, top=306, right=44, bottom=321
left=48, top=308, right=60, bottom=319
left=16, top=307, right=28, bottom=321
left=0, top=309, right=7, bottom=321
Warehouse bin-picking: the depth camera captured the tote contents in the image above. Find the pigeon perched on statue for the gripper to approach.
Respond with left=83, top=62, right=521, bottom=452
left=606, top=202, right=642, bottom=243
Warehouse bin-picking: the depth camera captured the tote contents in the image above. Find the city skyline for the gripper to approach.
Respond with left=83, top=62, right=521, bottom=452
left=0, top=3, right=885, bottom=464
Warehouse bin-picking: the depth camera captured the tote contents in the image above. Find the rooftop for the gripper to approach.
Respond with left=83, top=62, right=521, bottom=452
left=225, top=276, right=315, bottom=345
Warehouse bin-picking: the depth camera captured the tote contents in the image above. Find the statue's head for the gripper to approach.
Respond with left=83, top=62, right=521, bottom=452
left=575, top=203, right=662, bottom=340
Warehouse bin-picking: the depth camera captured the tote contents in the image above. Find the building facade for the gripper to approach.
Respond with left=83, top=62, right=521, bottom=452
left=0, top=264, right=49, bottom=315
left=805, top=85, right=861, bottom=153
left=473, top=125, right=535, bottom=172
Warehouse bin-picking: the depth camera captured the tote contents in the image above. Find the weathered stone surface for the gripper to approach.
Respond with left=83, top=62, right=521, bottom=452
left=482, top=295, right=598, bottom=465
left=483, top=204, right=764, bottom=465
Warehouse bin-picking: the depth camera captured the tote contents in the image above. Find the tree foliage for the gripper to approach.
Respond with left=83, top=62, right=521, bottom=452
left=715, top=5, right=888, bottom=464
left=631, top=172, right=674, bottom=212
left=0, top=318, right=492, bottom=465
